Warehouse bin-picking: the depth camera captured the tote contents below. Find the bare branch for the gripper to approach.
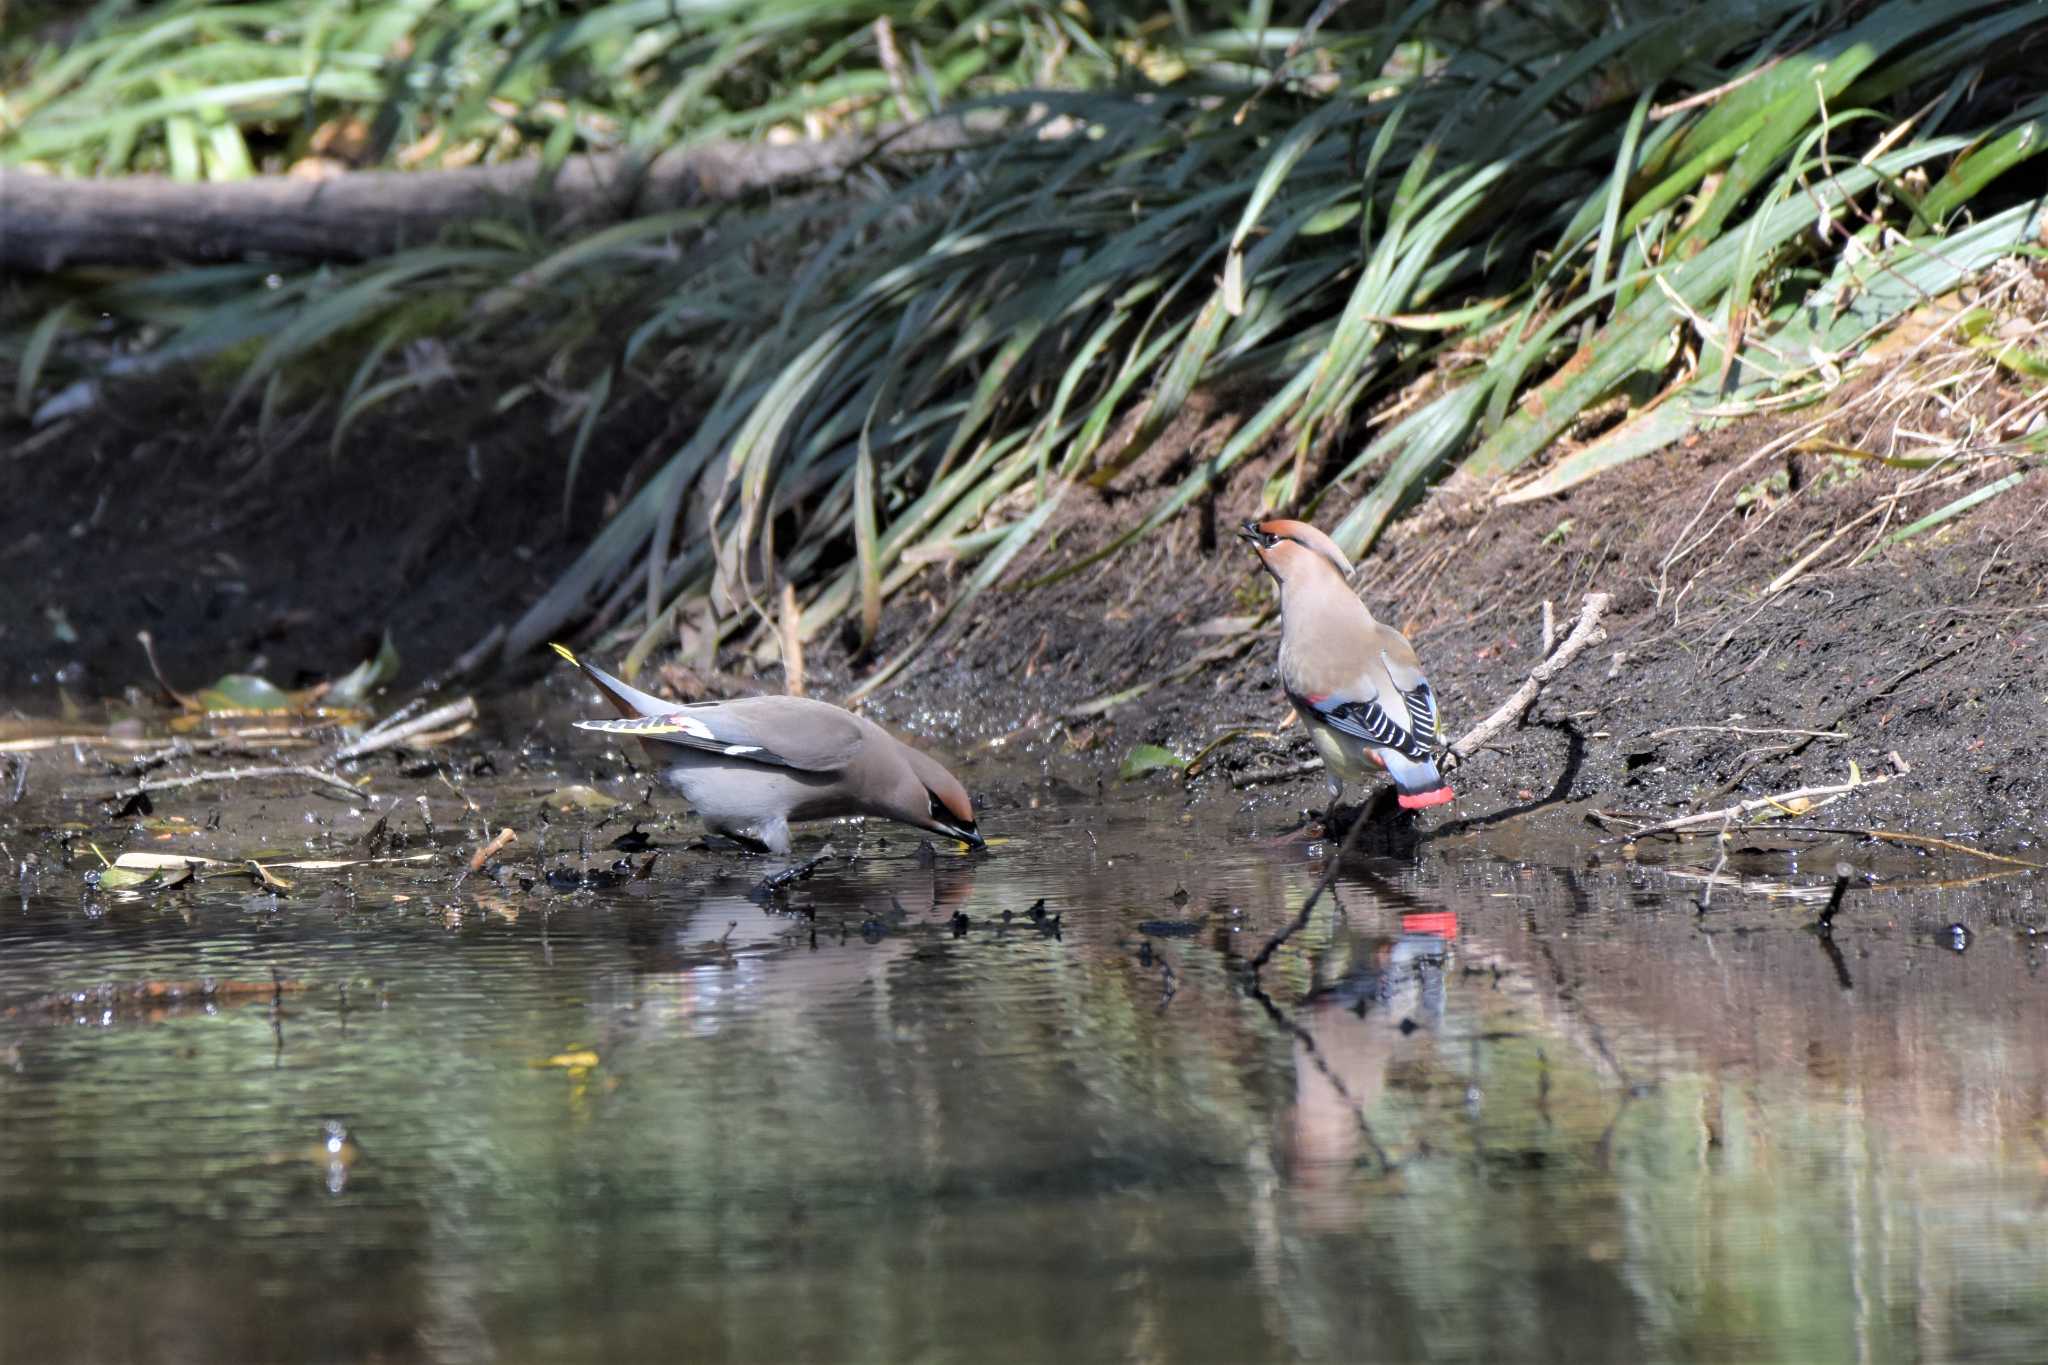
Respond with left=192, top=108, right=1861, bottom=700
left=1449, top=592, right=1613, bottom=763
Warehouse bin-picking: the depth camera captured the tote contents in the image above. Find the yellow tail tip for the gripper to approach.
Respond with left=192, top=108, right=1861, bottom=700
left=548, top=642, right=579, bottom=666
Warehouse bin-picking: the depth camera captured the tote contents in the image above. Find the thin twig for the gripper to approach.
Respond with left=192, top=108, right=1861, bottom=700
left=333, top=698, right=479, bottom=761
left=1626, top=759, right=1909, bottom=840
left=1648, top=725, right=1848, bottom=741
left=1449, top=592, right=1612, bottom=763
left=1649, top=52, right=1792, bottom=119
left=110, top=765, right=365, bottom=802
left=1719, top=824, right=2046, bottom=869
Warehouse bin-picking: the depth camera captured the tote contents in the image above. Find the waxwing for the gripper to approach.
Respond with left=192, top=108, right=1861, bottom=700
left=552, top=645, right=983, bottom=853
left=1238, top=518, right=1454, bottom=811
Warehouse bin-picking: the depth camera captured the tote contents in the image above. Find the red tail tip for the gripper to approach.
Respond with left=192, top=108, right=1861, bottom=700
left=1401, top=911, right=1460, bottom=941
left=1398, top=786, right=1456, bottom=810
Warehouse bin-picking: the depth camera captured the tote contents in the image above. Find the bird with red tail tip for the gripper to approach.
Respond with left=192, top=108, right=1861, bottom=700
left=1237, top=517, right=1455, bottom=814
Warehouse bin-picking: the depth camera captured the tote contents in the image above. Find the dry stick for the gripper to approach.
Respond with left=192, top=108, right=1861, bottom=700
left=111, top=765, right=364, bottom=802
left=1448, top=592, right=1613, bottom=764
left=1626, top=760, right=1911, bottom=841
left=1648, top=724, right=1848, bottom=741
left=333, top=698, right=479, bottom=761
left=1231, top=760, right=1328, bottom=790
left=779, top=582, right=806, bottom=698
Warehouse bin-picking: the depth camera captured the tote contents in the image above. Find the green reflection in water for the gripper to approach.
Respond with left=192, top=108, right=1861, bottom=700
left=3, top=789, right=2046, bottom=1363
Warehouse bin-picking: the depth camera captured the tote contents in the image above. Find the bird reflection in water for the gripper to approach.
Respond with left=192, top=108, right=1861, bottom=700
left=1282, top=913, right=1455, bottom=1220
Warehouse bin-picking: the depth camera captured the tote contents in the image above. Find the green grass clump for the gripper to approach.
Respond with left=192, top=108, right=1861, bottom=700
left=8, top=1, right=2047, bottom=688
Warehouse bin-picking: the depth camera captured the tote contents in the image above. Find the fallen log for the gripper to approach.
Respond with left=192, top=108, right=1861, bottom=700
left=1, top=116, right=993, bottom=273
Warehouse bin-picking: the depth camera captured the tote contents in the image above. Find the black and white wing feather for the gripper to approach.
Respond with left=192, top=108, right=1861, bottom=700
left=1289, top=689, right=1435, bottom=762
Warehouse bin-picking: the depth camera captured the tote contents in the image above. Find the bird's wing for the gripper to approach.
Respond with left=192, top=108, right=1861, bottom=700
left=1369, top=626, right=1445, bottom=748
left=551, top=643, right=678, bottom=720
left=1290, top=685, right=1438, bottom=763
left=574, top=697, right=865, bottom=773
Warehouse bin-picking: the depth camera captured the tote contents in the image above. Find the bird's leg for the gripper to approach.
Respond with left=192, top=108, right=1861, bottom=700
left=1322, top=778, right=1351, bottom=839
left=704, top=822, right=775, bottom=856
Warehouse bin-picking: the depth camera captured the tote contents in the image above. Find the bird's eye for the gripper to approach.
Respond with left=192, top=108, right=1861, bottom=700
left=928, top=792, right=947, bottom=822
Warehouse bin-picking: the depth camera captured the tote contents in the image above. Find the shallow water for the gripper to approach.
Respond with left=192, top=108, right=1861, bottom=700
left=3, top=742, right=2047, bottom=1363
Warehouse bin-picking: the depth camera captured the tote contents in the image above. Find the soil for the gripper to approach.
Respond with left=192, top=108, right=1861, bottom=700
left=1, top=372, right=669, bottom=696
left=6, top=268, right=2045, bottom=852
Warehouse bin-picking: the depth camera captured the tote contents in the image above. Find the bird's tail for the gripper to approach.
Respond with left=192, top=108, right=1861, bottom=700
left=1378, top=746, right=1455, bottom=810
left=549, top=643, right=674, bottom=720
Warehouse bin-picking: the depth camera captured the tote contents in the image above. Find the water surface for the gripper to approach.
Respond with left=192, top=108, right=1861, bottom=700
left=3, top=759, right=2046, bottom=1363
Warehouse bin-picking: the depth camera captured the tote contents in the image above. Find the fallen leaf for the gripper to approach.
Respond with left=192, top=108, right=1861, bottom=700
left=245, top=861, right=294, bottom=892
left=1118, top=744, right=1188, bottom=781
left=195, top=674, right=299, bottom=712
left=326, top=631, right=402, bottom=706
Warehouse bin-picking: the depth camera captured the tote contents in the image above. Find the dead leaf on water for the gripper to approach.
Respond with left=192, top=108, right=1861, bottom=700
left=245, top=861, right=294, bottom=892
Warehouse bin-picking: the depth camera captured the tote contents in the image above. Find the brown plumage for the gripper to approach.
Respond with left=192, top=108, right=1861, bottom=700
left=1238, top=518, right=1453, bottom=811
left=552, top=644, right=982, bottom=853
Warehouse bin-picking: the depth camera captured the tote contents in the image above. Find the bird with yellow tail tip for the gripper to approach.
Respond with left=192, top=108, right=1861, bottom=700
left=550, top=643, right=982, bottom=854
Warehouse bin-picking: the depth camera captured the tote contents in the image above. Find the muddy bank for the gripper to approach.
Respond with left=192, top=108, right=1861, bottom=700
left=826, top=298, right=2048, bottom=850
left=5, top=287, right=2045, bottom=853
left=0, top=375, right=668, bottom=697
left=842, top=420, right=2046, bottom=848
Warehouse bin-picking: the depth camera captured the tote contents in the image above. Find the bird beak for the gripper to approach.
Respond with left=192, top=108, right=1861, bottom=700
left=1236, top=519, right=1266, bottom=547
left=951, top=824, right=987, bottom=851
